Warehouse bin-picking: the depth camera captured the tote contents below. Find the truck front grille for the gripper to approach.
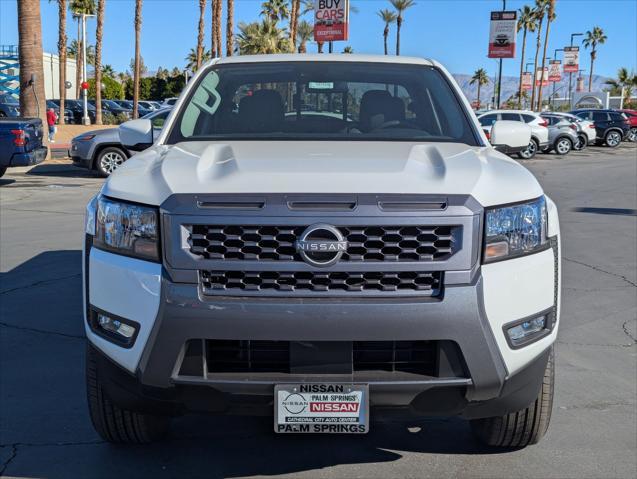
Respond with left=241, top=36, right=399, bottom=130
left=188, top=224, right=457, bottom=262
left=200, top=270, right=442, bottom=295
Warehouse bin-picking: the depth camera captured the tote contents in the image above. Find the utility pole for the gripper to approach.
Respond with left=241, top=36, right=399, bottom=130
left=81, top=13, right=95, bottom=125
left=496, top=0, right=506, bottom=109
left=567, top=32, right=583, bottom=109
left=552, top=48, right=564, bottom=109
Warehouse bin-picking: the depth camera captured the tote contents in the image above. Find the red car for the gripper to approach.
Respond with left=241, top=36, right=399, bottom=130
left=617, top=109, right=637, bottom=142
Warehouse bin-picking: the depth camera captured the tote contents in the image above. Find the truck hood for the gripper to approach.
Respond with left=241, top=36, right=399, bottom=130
left=102, top=141, right=543, bottom=207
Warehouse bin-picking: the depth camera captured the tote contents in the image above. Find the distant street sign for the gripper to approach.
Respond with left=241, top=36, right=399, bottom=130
left=563, top=46, right=579, bottom=73
left=488, top=11, right=517, bottom=58
left=548, top=60, right=562, bottom=82
left=535, top=68, right=549, bottom=87
left=522, top=72, right=533, bottom=90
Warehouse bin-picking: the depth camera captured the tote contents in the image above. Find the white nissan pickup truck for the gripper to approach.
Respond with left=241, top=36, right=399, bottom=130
left=83, top=54, right=561, bottom=446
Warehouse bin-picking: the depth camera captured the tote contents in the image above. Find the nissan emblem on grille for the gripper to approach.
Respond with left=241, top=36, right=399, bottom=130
left=295, top=224, right=348, bottom=267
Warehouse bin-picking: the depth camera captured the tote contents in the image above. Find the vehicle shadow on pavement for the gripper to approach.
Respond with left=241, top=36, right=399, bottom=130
left=0, top=251, right=508, bottom=479
left=25, top=163, right=99, bottom=178
left=0, top=178, right=16, bottom=186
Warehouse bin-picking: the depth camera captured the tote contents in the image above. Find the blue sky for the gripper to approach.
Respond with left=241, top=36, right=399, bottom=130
left=1, top=0, right=635, bottom=79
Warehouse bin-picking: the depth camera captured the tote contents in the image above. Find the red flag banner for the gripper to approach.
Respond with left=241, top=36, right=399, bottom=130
left=548, top=60, right=562, bottom=82
left=314, top=0, right=350, bottom=43
left=488, top=11, right=517, bottom=58
left=563, top=46, right=579, bottom=73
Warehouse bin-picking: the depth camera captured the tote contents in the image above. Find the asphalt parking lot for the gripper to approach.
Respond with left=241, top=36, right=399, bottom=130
left=1, top=144, right=636, bottom=479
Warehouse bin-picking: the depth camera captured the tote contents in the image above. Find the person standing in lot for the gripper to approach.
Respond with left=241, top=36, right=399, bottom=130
left=46, top=107, right=57, bottom=143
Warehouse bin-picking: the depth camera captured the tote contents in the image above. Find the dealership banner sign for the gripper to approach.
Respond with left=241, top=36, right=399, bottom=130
left=522, top=72, right=533, bottom=90
left=488, top=11, right=517, bottom=58
left=314, top=0, right=350, bottom=43
left=535, top=68, right=549, bottom=87
left=548, top=60, right=562, bottom=82
left=563, top=46, right=579, bottom=73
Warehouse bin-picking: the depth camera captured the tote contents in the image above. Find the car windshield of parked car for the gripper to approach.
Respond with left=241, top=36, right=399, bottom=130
left=167, top=62, right=478, bottom=144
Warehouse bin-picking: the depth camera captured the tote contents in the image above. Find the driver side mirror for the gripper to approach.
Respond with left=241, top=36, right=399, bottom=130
left=489, top=120, right=532, bottom=154
left=119, top=119, right=153, bottom=151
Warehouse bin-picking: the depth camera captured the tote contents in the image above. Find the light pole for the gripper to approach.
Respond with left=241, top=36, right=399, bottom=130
left=496, top=0, right=506, bottom=109
left=551, top=48, right=564, bottom=109
left=81, top=13, right=95, bottom=125
left=568, top=32, right=583, bottom=108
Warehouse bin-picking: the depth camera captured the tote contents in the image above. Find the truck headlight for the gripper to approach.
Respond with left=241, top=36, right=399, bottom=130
left=94, top=196, right=160, bottom=262
left=483, top=197, right=548, bottom=263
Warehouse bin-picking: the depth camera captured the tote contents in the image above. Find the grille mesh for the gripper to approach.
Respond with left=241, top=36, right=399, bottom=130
left=188, top=225, right=456, bottom=262
left=200, top=270, right=442, bottom=295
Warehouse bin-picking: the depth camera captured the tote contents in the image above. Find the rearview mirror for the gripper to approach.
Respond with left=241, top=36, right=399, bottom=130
left=489, top=120, right=532, bottom=154
left=119, top=119, right=153, bottom=151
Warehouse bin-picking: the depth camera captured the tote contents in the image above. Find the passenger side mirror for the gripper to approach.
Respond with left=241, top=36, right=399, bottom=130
left=119, top=119, right=153, bottom=151
left=489, top=120, right=532, bottom=154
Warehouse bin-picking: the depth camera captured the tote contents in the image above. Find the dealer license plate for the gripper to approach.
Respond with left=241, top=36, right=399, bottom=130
left=274, top=384, right=369, bottom=434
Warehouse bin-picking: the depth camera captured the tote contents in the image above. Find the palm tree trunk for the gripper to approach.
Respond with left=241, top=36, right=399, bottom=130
left=210, top=0, right=216, bottom=57
left=383, top=26, right=389, bottom=55
left=588, top=51, right=595, bottom=92
left=133, top=0, right=142, bottom=118
left=18, top=0, right=47, bottom=137
left=517, top=27, right=527, bottom=109
left=216, top=0, right=223, bottom=57
left=95, top=0, right=105, bottom=125
left=289, top=0, right=298, bottom=50
left=396, top=16, right=402, bottom=55
left=530, top=18, right=543, bottom=111
left=537, top=17, right=552, bottom=110
left=196, top=0, right=206, bottom=69
left=58, top=0, right=67, bottom=125
left=477, top=84, right=481, bottom=106
left=318, top=42, right=324, bottom=53
left=226, top=0, right=234, bottom=56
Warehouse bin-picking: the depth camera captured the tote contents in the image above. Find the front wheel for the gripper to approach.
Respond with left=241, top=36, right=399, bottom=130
left=628, top=127, right=637, bottom=143
left=554, top=137, right=572, bottom=155
left=86, top=345, right=170, bottom=444
left=574, top=134, right=587, bottom=151
left=470, top=347, right=554, bottom=448
left=517, top=138, right=539, bottom=160
left=95, top=147, right=127, bottom=177
left=604, top=130, right=622, bottom=148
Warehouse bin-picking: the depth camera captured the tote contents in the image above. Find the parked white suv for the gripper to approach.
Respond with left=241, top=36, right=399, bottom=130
left=83, top=55, right=561, bottom=446
left=478, top=110, right=550, bottom=159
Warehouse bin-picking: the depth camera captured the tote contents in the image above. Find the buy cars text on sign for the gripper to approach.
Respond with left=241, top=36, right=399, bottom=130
left=314, top=0, right=350, bottom=43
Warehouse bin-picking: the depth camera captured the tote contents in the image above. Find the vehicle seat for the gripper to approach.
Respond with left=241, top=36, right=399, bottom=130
left=359, top=90, right=405, bottom=132
left=238, top=90, right=284, bottom=133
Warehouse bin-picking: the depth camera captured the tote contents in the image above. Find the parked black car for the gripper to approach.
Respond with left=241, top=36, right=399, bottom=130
left=570, top=109, right=630, bottom=148
left=112, top=100, right=152, bottom=117
left=88, top=100, right=132, bottom=119
left=49, top=99, right=97, bottom=124
left=0, top=94, right=20, bottom=117
left=46, top=100, right=75, bottom=124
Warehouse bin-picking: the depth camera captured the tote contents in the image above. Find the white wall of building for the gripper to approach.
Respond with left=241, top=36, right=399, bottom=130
left=42, top=52, right=77, bottom=100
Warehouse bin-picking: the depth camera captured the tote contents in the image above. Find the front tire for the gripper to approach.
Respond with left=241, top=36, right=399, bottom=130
left=554, top=137, right=572, bottom=155
left=95, top=146, right=127, bottom=177
left=628, top=127, right=637, bottom=143
left=574, top=134, right=587, bottom=151
left=86, top=344, right=169, bottom=444
left=470, top=347, right=554, bottom=448
left=517, top=138, right=539, bottom=160
left=604, top=130, right=622, bottom=148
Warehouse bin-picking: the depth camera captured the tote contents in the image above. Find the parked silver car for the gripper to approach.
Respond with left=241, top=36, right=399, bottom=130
left=543, top=112, right=596, bottom=150
left=539, top=113, right=579, bottom=155
left=71, top=108, right=171, bottom=176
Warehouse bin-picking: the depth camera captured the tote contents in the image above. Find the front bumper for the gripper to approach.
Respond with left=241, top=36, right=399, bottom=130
left=85, top=242, right=559, bottom=419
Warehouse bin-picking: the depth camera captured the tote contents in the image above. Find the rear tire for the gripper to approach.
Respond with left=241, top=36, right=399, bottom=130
left=0, top=166, right=6, bottom=178
left=517, top=138, right=539, bottom=160
left=86, top=344, right=169, bottom=444
left=604, top=130, right=622, bottom=148
left=554, top=137, right=572, bottom=155
left=628, top=127, right=637, bottom=143
left=574, top=134, right=587, bottom=151
left=470, top=347, right=554, bottom=448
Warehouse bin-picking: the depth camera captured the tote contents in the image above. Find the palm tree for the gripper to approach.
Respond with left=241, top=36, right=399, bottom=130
left=342, top=46, right=354, bottom=54
left=470, top=68, right=490, bottom=108
left=296, top=20, right=313, bottom=53
left=236, top=20, right=290, bottom=55
left=55, top=0, right=67, bottom=124
left=196, top=0, right=207, bottom=69
left=186, top=48, right=212, bottom=71
left=102, top=64, right=115, bottom=78
left=289, top=0, right=301, bottom=50
left=378, top=9, right=397, bottom=56
left=69, top=0, right=95, bottom=97
left=583, top=26, right=607, bottom=92
left=226, top=0, right=234, bottom=56
left=211, top=0, right=222, bottom=57
left=536, top=0, right=555, bottom=110
left=261, top=0, right=289, bottom=24
left=94, top=0, right=105, bottom=124
left=132, top=0, right=143, bottom=118
left=516, top=5, right=536, bottom=108
left=528, top=1, right=548, bottom=111
left=605, top=68, right=637, bottom=102
left=18, top=0, right=47, bottom=131
left=390, top=0, right=415, bottom=56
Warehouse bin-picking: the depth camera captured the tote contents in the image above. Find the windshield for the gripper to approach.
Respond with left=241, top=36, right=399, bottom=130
left=166, top=62, right=478, bottom=144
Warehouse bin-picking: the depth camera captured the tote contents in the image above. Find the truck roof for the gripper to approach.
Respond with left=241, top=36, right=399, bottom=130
left=211, top=53, right=435, bottom=67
